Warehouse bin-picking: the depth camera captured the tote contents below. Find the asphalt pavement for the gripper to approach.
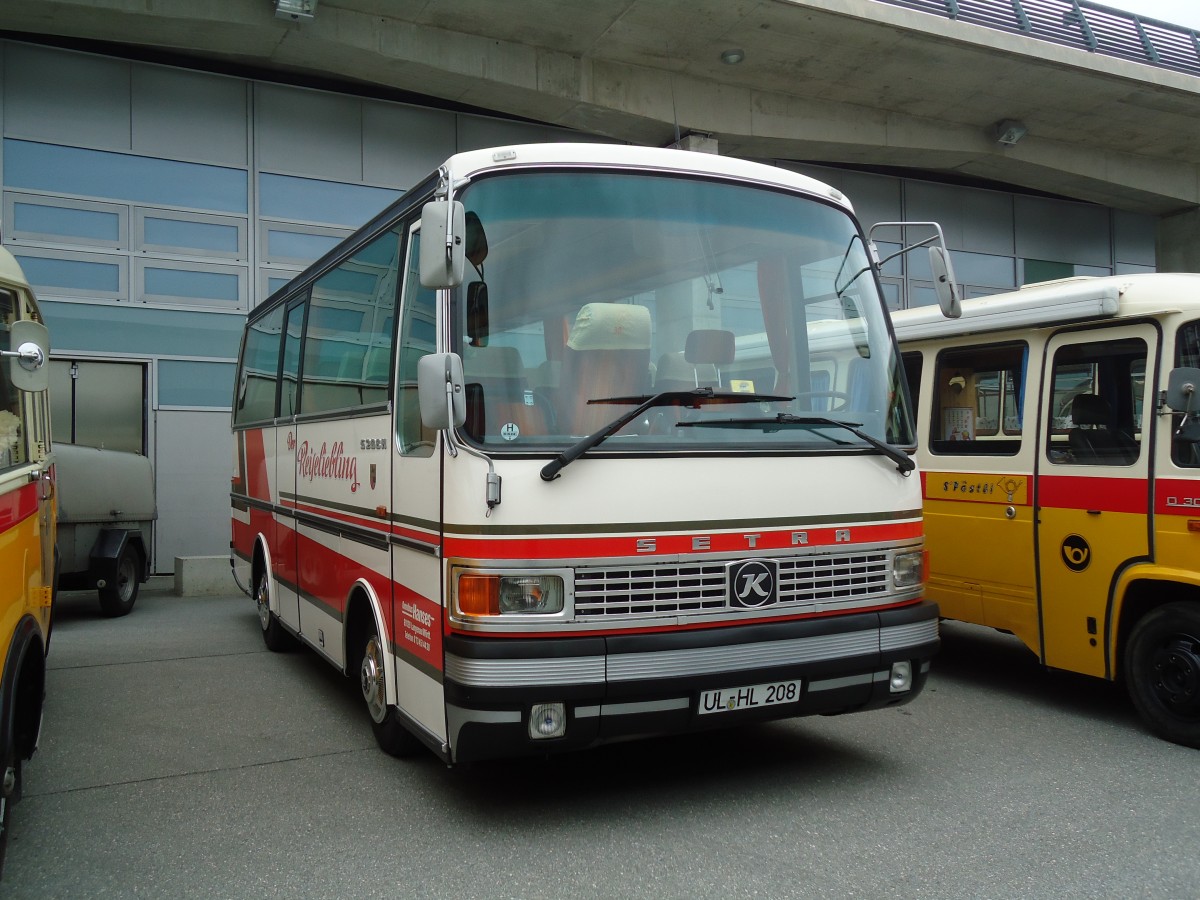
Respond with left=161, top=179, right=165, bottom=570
left=3, top=579, right=1198, bottom=899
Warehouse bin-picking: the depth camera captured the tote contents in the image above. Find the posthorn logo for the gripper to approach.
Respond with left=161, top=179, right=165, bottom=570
left=729, top=559, right=778, bottom=608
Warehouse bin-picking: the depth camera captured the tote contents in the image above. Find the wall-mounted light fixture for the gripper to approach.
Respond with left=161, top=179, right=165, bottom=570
left=275, top=0, right=316, bottom=21
left=990, top=118, right=1027, bottom=146
left=720, top=48, right=745, bottom=65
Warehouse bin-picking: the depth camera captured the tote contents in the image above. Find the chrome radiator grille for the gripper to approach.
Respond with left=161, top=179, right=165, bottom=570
left=573, top=552, right=892, bottom=618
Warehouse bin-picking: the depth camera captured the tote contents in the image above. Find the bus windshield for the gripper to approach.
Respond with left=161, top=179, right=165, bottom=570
left=454, top=169, right=912, bottom=454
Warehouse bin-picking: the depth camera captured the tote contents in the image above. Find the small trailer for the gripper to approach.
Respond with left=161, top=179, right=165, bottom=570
left=54, top=443, right=155, bottom=617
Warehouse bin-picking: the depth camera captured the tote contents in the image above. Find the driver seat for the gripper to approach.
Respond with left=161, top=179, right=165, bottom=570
left=558, top=303, right=652, bottom=434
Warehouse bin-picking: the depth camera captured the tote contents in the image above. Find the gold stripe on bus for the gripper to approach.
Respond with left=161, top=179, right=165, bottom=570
left=924, top=472, right=1029, bottom=505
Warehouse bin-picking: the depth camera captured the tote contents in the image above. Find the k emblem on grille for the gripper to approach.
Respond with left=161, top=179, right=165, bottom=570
left=728, top=559, right=778, bottom=608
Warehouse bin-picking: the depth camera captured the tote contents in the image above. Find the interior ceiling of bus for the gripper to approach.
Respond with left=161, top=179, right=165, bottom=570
left=480, top=217, right=791, bottom=321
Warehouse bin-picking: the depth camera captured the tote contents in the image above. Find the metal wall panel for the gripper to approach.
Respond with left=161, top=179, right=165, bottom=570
left=256, top=82, right=363, bottom=181
left=153, top=409, right=234, bottom=570
left=132, top=66, right=248, bottom=167
left=2, top=43, right=131, bottom=150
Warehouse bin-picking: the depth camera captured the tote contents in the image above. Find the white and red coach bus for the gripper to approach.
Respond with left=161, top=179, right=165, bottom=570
left=230, top=143, right=948, bottom=764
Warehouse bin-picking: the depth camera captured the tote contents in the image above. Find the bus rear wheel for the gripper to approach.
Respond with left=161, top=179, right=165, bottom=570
left=358, top=619, right=422, bottom=758
left=1125, top=602, right=1200, bottom=748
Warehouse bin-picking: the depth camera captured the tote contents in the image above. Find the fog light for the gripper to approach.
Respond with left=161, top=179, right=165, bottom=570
left=529, top=702, right=566, bottom=740
left=889, top=661, right=913, bottom=693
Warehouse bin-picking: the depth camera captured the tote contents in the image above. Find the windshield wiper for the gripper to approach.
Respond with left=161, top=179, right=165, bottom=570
left=540, top=388, right=793, bottom=481
left=679, top=413, right=915, bottom=474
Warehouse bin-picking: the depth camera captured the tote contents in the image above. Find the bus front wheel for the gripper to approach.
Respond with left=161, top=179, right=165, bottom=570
left=358, top=620, right=422, bottom=758
left=255, top=567, right=292, bottom=652
left=1125, top=602, right=1200, bottom=748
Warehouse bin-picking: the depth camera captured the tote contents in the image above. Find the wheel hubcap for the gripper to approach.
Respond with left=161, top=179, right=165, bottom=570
left=360, top=637, right=386, bottom=723
left=1149, top=633, right=1200, bottom=716
left=255, top=576, right=270, bottom=630
left=118, top=557, right=135, bottom=601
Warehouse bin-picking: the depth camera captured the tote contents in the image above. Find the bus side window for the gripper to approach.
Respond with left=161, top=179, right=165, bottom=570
left=901, top=351, right=923, bottom=422
left=397, top=230, right=437, bottom=456
left=233, top=303, right=286, bottom=426
left=0, top=290, right=25, bottom=469
left=1174, top=320, right=1200, bottom=468
left=930, top=342, right=1026, bottom=456
left=301, top=228, right=402, bottom=416
left=1046, top=338, right=1144, bottom=467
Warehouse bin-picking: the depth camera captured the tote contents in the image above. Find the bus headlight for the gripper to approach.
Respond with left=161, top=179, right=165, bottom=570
left=893, top=550, right=924, bottom=588
left=457, top=573, right=566, bottom=616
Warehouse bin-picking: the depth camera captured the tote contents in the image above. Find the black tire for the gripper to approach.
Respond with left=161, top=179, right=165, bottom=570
left=0, top=752, right=20, bottom=877
left=98, top=544, right=140, bottom=618
left=358, top=618, right=423, bottom=757
left=254, top=567, right=293, bottom=652
left=1124, top=602, right=1200, bottom=748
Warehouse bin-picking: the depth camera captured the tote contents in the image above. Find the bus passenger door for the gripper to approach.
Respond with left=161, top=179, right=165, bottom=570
left=389, top=224, right=446, bottom=745
left=920, top=343, right=1039, bottom=654
left=1035, top=326, right=1154, bottom=678
left=272, top=298, right=304, bottom=633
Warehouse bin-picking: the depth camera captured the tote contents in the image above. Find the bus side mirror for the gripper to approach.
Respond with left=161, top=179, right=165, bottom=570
left=5, top=319, right=50, bottom=393
left=419, top=200, right=466, bottom=289
left=417, top=352, right=466, bottom=430
left=929, top=246, right=961, bottom=319
left=1167, top=366, right=1200, bottom=420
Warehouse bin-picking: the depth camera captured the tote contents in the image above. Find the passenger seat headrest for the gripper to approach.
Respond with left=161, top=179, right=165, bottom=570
left=462, top=345, right=525, bottom=380
left=1071, top=393, right=1111, bottom=426
left=685, top=329, right=735, bottom=366
left=656, top=351, right=717, bottom=385
left=566, top=303, right=651, bottom=351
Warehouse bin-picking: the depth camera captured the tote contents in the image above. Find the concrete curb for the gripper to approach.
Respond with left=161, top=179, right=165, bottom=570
left=173, top=555, right=234, bottom=596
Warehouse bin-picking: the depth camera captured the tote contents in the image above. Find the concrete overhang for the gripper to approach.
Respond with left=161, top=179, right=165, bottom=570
left=3, top=0, right=1200, bottom=215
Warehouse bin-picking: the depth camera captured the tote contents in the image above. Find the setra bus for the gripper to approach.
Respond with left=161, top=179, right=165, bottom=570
left=0, top=247, right=53, bottom=869
left=893, top=274, right=1200, bottom=748
left=230, top=143, right=950, bottom=764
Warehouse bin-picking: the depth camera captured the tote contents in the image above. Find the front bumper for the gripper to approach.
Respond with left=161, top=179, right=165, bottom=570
left=443, top=600, right=939, bottom=763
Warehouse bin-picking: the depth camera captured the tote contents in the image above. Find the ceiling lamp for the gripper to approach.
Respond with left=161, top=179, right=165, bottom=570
left=275, top=0, right=316, bottom=21
left=991, top=119, right=1027, bottom=146
left=720, top=49, right=745, bottom=65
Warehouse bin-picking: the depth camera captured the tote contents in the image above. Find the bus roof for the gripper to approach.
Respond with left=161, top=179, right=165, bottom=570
left=890, top=273, right=1200, bottom=343
left=442, top=143, right=853, bottom=213
left=0, top=246, right=41, bottom=319
left=0, top=246, right=32, bottom=295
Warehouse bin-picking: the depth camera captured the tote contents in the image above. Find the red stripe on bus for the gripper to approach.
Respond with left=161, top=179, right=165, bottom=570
left=1155, top=478, right=1200, bottom=516
left=443, top=520, right=922, bottom=561
left=0, top=481, right=39, bottom=531
left=1037, top=474, right=1148, bottom=514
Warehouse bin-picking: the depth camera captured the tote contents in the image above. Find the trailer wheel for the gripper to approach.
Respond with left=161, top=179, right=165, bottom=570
left=358, top=618, right=422, bottom=758
left=1125, top=602, right=1200, bottom=748
left=98, top=544, right=141, bottom=617
left=255, top=567, right=292, bottom=652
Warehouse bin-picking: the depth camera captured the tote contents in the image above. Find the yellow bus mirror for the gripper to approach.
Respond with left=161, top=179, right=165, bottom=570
left=5, top=319, right=50, bottom=393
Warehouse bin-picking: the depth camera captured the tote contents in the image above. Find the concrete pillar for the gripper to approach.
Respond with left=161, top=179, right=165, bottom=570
left=666, top=133, right=719, bottom=154
left=1157, top=207, right=1200, bottom=272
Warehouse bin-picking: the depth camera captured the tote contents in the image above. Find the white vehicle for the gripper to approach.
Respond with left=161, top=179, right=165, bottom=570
left=54, top=443, right=155, bottom=617
left=231, top=143, right=948, bottom=764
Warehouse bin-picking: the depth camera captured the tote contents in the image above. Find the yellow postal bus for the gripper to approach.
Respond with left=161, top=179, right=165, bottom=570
left=0, top=247, right=53, bottom=869
left=893, top=274, right=1200, bottom=747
